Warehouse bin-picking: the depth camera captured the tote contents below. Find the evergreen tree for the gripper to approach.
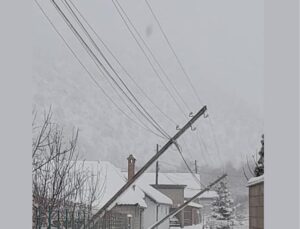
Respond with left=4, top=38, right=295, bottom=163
left=254, top=134, right=264, bottom=176
left=210, top=181, right=235, bottom=229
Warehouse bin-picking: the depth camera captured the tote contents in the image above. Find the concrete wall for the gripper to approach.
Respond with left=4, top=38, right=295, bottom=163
left=249, top=181, right=264, bottom=229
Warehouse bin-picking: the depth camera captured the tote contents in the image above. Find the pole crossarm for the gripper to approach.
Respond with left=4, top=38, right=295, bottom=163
left=90, top=106, right=207, bottom=222
left=147, top=173, right=228, bottom=229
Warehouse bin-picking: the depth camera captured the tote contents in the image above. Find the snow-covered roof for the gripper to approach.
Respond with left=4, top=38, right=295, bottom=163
left=76, top=161, right=172, bottom=212
left=247, top=175, right=264, bottom=187
left=185, top=190, right=219, bottom=199
left=76, top=161, right=147, bottom=212
left=136, top=180, right=173, bottom=205
left=126, top=172, right=218, bottom=200
left=140, top=172, right=202, bottom=189
left=185, top=201, right=203, bottom=209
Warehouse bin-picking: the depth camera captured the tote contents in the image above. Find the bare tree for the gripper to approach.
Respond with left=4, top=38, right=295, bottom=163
left=77, top=162, right=107, bottom=219
left=32, top=108, right=104, bottom=227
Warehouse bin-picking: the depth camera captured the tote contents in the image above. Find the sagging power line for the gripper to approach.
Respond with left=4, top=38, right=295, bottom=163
left=51, top=0, right=170, bottom=139
left=111, top=0, right=191, bottom=118
left=34, top=3, right=228, bottom=229
left=90, top=105, right=207, bottom=223
left=144, top=0, right=204, bottom=106
left=33, top=0, right=166, bottom=139
left=66, top=0, right=179, bottom=127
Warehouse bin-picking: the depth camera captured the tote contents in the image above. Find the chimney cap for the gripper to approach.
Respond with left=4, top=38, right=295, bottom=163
left=127, top=154, right=136, bottom=161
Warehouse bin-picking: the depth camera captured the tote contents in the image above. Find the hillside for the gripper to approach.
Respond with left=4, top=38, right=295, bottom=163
left=33, top=0, right=263, bottom=170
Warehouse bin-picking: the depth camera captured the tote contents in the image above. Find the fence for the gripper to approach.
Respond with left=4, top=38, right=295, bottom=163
left=33, top=207, right=128, bottom=229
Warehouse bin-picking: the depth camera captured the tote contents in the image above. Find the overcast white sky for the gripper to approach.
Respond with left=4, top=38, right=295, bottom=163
left=33, top=0, right=263, bottom=169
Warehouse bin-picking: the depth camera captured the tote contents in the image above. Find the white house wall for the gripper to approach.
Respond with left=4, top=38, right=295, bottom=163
left=142, top=196, right=170, bottom=229
left=157, top=204, right=169, bottom=229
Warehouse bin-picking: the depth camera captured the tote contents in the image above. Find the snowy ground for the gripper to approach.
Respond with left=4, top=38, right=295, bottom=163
left=171, top=225, right=203, bottom=229
left=171, top=221, right=249, bottom=229
left=183, top=225, right=203, bottom=229
left=231, top=224, right=249, bottom=229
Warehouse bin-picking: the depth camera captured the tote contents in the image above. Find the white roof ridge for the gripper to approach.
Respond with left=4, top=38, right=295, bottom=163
left=247, top=175, right=264, bottom=186
left=139, top=184, right=173, bottom=205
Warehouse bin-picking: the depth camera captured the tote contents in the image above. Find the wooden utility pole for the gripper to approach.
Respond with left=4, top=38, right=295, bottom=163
left=155, top=144, right=159, bottom=185
left=195, top=160, right=198, bottom=174
left=91, top=106, right=207, bottom=222
left=147, top=173, right=227, bottom=229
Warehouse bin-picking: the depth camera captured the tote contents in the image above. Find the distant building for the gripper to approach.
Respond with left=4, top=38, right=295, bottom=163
left=247, top=175, right=264, bottom=229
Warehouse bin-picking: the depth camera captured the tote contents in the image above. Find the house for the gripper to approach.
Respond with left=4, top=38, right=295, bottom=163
left=77, top=160, right=147, bottom=229
left=139, top=183, right=172, bottom=229
left=80, top=159, right=172, bottom=229
left=124, top=168, right=215, bottom=227
left=126, top=155, right=173, bottom=229
left=247, top=175, right=264, bottom=229
left=138, top=172, right=217, bottom=224
left=137, top=171, right=218, bottom=202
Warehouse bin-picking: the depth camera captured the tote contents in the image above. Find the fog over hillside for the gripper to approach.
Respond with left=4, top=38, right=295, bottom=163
left=33, top=0, right=263, bottom=170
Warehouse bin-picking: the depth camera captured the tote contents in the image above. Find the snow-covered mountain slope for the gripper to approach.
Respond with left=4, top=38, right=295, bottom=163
left=33, top=0, right=263, bottom=169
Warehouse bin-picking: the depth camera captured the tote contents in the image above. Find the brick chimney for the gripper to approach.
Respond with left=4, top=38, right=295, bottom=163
left=127, top=154, right=136, bottom=181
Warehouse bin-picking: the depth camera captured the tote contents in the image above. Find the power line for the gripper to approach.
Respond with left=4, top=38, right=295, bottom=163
left=181, top=135, right=210, bottom=167
left=114, top=0, right=192, bottom=113
left=33, top=0, right=165, bottom=139
left=207, top=114, right=225, bottom=172
left=195, top=168, right=247, bottom=179
left=91, top=106, right=207, bottom=221
left=61, top=0, right=170, bottom=139
left=49, top=1, right=154, bottom=136
left=194, top=121, right=222, bottom=168
left=111, top=0, right=190, bottom=118
left=159, top=160, right=180, bottom=169
left=112, top=0, right=223, bottom=173
left=195, top=129, right=214, bottom=166
left=144, top=0, right=204, bottom=106
left=51, top=0, right=170, bottom=139
left=173, top=141, right=206, bottom=187
left=144, top=0, right=227, bottom=171
left=67, top=0, right=178, bottom=127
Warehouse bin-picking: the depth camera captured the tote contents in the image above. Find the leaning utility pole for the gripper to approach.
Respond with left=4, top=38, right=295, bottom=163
left=91, top=106, right=207, bottom=222
left=147, top=173, right=227, bottom=229
left=155, top=144, right=159, bottom=185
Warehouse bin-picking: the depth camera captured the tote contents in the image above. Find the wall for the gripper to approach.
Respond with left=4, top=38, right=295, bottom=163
left=157, top=204, right=170, bottom=229
left=142, top=197, right=155, bottom=229
left=183, top=206, right=201, bottom=226
left=249, top=181, right=264, bottom=229
left=112, top=205, right=143, bottom=229
left=142, top=197, right=170, bottom=229
left=153, top=187, right=185, bottom=228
